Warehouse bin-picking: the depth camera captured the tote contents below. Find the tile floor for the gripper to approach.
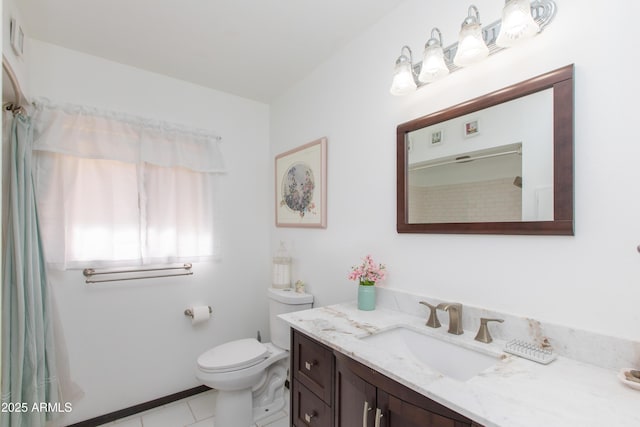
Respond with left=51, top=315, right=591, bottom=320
left=98, top=389, right=289, bottom=427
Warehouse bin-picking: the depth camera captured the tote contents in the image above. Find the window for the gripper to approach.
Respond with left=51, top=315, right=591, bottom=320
left=31, top=101, right=225, bottom=269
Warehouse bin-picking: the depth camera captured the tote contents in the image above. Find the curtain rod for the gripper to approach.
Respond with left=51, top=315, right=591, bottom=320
left=409, top=147, right=522, bottom=172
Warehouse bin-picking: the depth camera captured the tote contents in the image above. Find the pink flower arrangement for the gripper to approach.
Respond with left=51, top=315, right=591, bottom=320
left=348, top=255, right=386, bottom=286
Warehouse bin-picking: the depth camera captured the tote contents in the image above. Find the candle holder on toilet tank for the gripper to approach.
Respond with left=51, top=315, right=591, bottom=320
left=272, top=241, right=291, bottom=289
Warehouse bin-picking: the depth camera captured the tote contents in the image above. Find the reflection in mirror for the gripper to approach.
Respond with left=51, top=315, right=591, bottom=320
left=407, top=89, right=552, bottom=223
left=409, top=143, right=524, bottom=223
left=397, top=65, right=574, bottom=235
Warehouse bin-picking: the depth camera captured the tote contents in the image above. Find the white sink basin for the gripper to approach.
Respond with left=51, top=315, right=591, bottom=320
left=360, top=327, right=498, bottom=381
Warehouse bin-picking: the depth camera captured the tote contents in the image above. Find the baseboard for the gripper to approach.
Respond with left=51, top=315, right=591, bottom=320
left=66, top=385, right=211, bottom=427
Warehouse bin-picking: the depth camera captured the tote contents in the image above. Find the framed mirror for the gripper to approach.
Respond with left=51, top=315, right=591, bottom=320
left=397, top=65, right=574, bottom=235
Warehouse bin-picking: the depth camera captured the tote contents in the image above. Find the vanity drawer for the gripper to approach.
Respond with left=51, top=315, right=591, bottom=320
left=292, top=329, right=333, bottom=404
left=292, top=379, right=331, bottom=427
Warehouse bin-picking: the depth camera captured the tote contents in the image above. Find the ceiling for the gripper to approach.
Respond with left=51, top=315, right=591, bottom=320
left=17, top=0, right=405, bottom=103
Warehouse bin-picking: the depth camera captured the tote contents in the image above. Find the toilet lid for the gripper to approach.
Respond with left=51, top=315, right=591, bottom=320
left=197, top=338, right=269, bottom=373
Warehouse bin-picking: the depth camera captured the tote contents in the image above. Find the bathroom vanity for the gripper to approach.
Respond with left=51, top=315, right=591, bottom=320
left=291, top=328, right=482, bottom=426
left=281, top=301, right=640, bottom=427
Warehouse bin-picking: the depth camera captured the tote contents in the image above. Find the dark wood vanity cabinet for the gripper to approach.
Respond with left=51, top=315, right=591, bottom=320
left=291, top=330, right=334, bottom=427
left=335, top=353, right=480, bottom=427
left=291, top=329, right=484, bottom=427
left=334, top=352, right=376, bottom=426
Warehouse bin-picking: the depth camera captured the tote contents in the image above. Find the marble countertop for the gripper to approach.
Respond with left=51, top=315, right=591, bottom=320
left=280, top=303, right=640, bottom=427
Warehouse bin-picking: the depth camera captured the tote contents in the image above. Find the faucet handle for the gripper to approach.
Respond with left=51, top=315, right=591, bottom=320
left=419, top=301, right=441, bottom=328
left=474, top=318, right=504, bottom=343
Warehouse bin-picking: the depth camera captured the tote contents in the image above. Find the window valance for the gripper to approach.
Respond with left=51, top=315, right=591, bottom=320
left=31, top=98, right=226, bottom=173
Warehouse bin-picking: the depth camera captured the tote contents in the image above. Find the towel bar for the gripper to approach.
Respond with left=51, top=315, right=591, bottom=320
left=83, top=263, right=193, bottom=283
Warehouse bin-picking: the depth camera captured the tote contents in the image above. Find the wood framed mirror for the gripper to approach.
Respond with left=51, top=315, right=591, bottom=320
left=397, top=64, right=574, bottom=235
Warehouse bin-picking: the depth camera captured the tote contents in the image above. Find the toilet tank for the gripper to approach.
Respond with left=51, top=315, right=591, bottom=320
left=268, top=288, right=313, bottom=350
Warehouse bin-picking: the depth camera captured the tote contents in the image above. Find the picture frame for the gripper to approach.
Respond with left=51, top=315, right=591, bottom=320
left=430, top=129, right=443, bottom=146
left=275, top=137, right=327, bottom=228
left=463, top=118, right=480, bottom=138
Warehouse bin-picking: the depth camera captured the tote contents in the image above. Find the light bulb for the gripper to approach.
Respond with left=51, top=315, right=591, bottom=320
left=418, top=29, right=449, bottom=83
left=454, top=6, right=489, bottom=67
left=496, top=0, right=540, bottom=47
left=390, top=46, right=417, bottom=96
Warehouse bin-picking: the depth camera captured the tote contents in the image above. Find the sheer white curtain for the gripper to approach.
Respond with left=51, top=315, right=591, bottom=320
left=31, top=99, right=225, bottom=269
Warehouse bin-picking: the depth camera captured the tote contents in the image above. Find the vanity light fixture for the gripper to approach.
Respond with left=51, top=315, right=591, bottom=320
left=454, top=6, right=489, bottom=67
left=418, top=28, right=449, bottom=83
left=390, top=0, right=556, bottom=96
left=390, top=45, right=417, bottom=96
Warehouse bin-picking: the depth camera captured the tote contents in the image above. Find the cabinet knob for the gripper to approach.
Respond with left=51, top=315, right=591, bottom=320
left=304, top=411, right=316, bottom=423
left=304, top=360, right=316, bottom=371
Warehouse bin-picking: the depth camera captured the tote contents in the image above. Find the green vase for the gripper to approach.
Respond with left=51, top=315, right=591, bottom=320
left=358, top=281, right=376, bottom=311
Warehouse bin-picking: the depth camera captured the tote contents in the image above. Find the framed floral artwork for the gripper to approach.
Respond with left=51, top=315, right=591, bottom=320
left=275, top=137, right=327, bottom=228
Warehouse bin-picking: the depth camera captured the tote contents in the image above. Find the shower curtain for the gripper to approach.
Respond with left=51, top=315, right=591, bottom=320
left=1, top=113, right=61, bottom=427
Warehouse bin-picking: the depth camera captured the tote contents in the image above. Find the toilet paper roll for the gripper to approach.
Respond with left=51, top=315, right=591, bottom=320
left=191, top=306, right=211, bottom=325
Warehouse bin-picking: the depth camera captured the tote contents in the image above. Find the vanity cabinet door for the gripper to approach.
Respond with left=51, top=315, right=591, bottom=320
left=377, top=390, right=464, bottom=427
left=334, top=357, right=376, bottom=427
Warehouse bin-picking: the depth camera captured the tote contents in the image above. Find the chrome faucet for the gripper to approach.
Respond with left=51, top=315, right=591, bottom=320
left=437, top=302, right=463, bottom=335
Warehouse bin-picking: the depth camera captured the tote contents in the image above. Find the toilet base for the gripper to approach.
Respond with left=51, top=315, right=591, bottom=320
left=203, top=353, right=289, bottom=426
left=215, top=388, right=253, bottom=427
left=252, top=359, right=287, bottom=422
left=214, top=382, right=287, bottom=427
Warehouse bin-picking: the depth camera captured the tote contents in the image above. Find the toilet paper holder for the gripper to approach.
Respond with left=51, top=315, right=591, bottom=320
left=184, top=306, right=212, bottom=318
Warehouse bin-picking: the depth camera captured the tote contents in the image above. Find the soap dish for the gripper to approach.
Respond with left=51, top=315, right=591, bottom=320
left=504, top=339, right=556, bottom=364
left=618, top=368, right=640, bottom=391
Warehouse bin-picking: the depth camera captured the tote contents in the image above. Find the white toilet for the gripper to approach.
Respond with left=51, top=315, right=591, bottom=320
left=195, top=288, right=313, bottom=427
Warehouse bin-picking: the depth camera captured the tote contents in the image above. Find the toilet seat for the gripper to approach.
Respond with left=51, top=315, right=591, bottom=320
left=197, top=338, right=269, bottom=373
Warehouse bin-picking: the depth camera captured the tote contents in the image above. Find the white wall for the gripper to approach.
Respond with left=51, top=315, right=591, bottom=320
left=2, top=0, right=29, bottom=92
left=271, top=0, right=640, bottom=341
left=27, top=41, right=272, bottom=424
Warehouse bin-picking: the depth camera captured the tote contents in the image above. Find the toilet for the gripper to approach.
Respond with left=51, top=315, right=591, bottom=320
left=195, top=288, right=313, bottom=427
